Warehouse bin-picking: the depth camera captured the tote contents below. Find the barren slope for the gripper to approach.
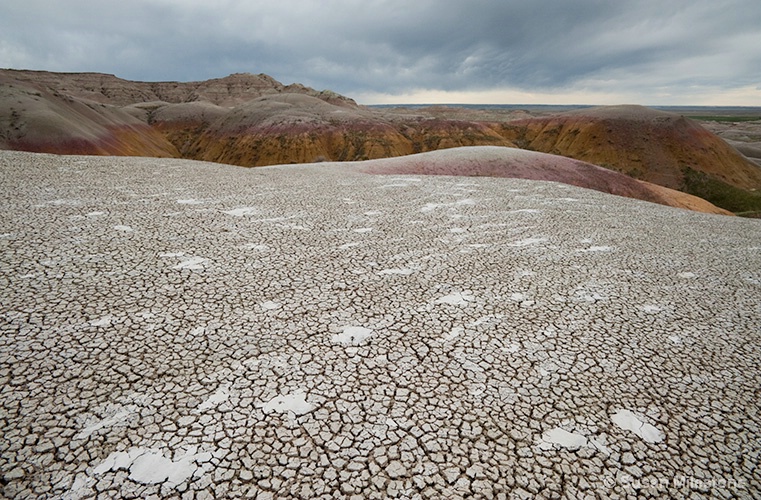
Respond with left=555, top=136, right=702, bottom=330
left=500, top=105, right=761, bottom=191
left=1, top=70, right=756, bottom=214
left=185, top=94, right=512, bottom=166
left=0, top=70, right=514, bottom=166
left=357, top=146, right=731, bottom=215
left=0, top=69, right=357, bottom=107
left=0, top=81, right=178, bottom=157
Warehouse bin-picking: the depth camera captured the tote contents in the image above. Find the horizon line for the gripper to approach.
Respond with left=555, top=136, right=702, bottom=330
left=362, top=103, right=761, bottom=109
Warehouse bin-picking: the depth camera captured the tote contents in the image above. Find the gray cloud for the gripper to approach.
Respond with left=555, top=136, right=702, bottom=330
left=1, top=0, right=759, bottom=104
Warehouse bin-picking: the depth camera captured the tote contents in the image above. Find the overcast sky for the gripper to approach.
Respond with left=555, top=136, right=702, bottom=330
left=1, top=0, right=760, bottom=105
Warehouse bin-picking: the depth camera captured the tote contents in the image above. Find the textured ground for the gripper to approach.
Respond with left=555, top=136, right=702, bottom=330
left=1, top=151, right=760, bottom=499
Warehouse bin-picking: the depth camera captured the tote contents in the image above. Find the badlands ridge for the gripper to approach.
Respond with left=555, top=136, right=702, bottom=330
left=2, top=70, right=761, bottom=215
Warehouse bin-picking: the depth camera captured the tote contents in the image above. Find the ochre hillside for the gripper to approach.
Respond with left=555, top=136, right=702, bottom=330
left=499, top=105, right=761, bottom=192
left=0, top=69, right=513, bottom=166
left=179, top=94, right=510, bottom=166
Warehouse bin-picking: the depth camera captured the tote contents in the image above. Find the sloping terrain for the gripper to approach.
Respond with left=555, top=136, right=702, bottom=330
left=498, top=105, right=761, bottom=213
left=183, top=94, right=511, bottom=166
left=0, top=70, right=514, bottom=166
left=1, top=150, right=759, bottom=498
left=0, top=80, right=178, bottom=157
left=499, top=105, right=761, bottom=189
left=358, top=146, right=731, bottom=215
left=0, top=69, right=355, bottom=107
left=699, top=118, right=761, bottom=167
left=2, top=70, right=759, bottom=214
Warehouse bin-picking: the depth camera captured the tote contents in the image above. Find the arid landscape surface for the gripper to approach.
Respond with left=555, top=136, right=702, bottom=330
left=1, top=70, right=761, bottom=499
left=2, top=69, right=760, bottom=215
left=1, top=150, right=759, bottom=499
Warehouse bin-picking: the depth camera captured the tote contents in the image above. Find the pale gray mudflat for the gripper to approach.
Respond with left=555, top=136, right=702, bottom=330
left=0, top=150, right=760, bottom=499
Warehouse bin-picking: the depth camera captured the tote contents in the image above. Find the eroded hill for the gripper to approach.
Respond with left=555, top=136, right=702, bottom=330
left=2, top=70, right=760, bottom=214
left=497, top=105, right=761, bottom=214
left=0, top=70, right=513, bottom=165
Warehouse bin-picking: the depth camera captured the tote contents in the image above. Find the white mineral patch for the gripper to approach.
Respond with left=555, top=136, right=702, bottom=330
left=158, top=252, right=185, bottom=258
left=47, top=198, right=81, bottom=206
left=640, top=304, right=662, bottom=313
left=509, top=237, right=548, bottom=247
left=377, top=268, right=415, bottom=276
left=611, top=409, right=665, bottom=443
left=197, top=385, right=230, bottom=411
left=90, top=316, right=113, bottom=327
left=590, top=435, right=611, bottom=455
left=469, top=315, right=503, bottom=327
left=94, top=446, right=209, bottom=487
left=443, top=326, right=464, bottom=342
left=277, top=223, right=307, bottom=230
left=364, top=210, right=383, bottom=216
left=332, top=326, right=374, bottom=346
left=503, top=344, right=520, bottom=354
left=449, top=227, right=467, bottom=233
left=176, top=199, right=204, bottom=204
left=677, top=272, right=697, bottom=278
left=260, top=300, right=282, bottom=310
left=75, top=408, right=135, bottom=439
left=511, top=292, right=528, bottom=302
left=435, top=291, right=475, bottom=305
left=261, top=391, right=314, bottom=416
left=354, top=228, right=373, bottom=233
left=222, top=207, right=257, bottom=216
left=421, top=199, right=476, bottom=212
left=63, top=475, right=94, bottom=500
left=339, top=242, right=361, bottom=249
left=511, top=209, right=541, bottom=214
left=113, top=225, right=133, bottom=232
left=573, top=289, right=606, bottom=302
left=668, top=335, right=683, bottom=345
left=86, top=211, right=105, bottom=217
left=173, top=257, right=208, bottom=270
left=538, top=428, right=588, bottom=450
left=459, top=358, right=484, bottom=373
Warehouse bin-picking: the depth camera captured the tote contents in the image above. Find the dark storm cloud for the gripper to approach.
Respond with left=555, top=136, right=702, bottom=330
left=1, top=0, right=759, bottom=103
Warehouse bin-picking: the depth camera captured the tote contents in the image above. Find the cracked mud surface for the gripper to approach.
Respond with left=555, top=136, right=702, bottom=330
left=1, top=151, right=760, bottom=498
